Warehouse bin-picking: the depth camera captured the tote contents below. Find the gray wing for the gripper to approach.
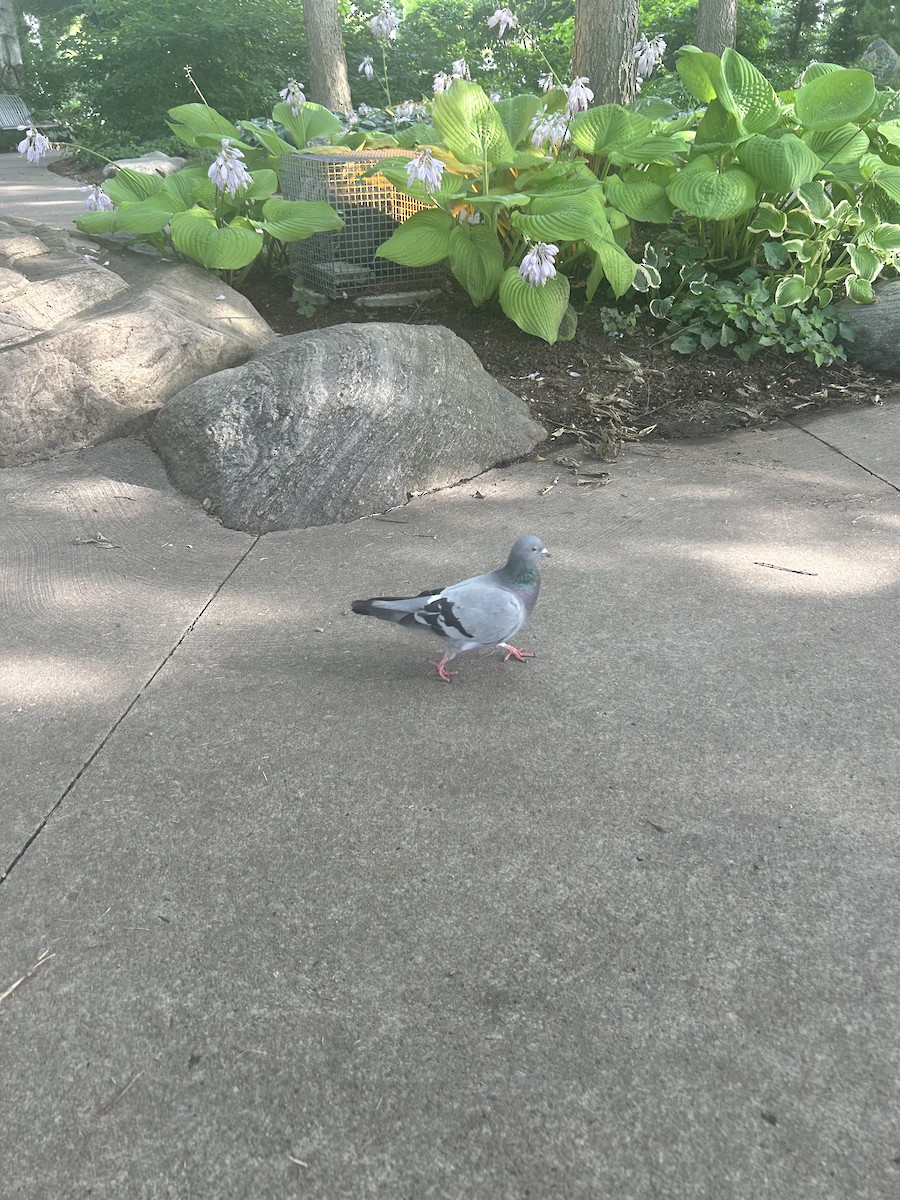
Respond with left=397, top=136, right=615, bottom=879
left=405, top=574, right=526, bottom=650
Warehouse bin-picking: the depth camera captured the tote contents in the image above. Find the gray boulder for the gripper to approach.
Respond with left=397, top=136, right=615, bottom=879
left=861, top=39, right=900, bottom=88
left=0, top=215, right=274, bottom=468
left=151, top=323, right=546, bottom=533
left=103, top=151, right=188, bottom=178
left=834, top=280, right=900, bottom=375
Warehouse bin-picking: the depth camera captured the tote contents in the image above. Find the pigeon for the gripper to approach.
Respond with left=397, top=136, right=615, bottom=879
left=352, top=535, right=549, bottom=681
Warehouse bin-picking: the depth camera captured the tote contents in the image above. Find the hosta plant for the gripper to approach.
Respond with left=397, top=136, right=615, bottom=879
left=371, top=79, right=685, bottom=343
left=655, top=48, right=900, bottom=299
left=74, top=100, right=344, bottom=280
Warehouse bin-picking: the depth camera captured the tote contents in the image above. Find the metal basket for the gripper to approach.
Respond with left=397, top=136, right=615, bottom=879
left=280, top=148, right=447, bottom=298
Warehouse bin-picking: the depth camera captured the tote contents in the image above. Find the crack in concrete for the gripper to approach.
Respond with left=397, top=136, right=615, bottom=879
left=790, top=419, right=900, bottom=494
left=1, top=536, right=261, bottom=885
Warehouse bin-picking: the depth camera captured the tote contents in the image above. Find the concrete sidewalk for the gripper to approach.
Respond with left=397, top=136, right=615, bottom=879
left=2, top=411, right=899, bottom=1198
left=0, top=149, right=88, bottom=226
left=2, top=150, right=900, bottom=1198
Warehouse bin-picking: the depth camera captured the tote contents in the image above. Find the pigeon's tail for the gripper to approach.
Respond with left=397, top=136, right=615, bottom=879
left=352, top=589, right=441, bottom=624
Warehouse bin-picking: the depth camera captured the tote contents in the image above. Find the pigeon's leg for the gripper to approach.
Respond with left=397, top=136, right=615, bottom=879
left=499, top=643, right=535, bottom=663
left=429, top=653, right=458, bottom=682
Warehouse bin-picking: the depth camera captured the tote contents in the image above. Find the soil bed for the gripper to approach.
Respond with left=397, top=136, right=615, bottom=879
left=242, top=273, right=894, bottom=449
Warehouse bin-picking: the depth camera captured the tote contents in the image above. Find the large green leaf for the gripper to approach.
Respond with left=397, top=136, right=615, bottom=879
left=75, top=209, right=118, bottom=235
left=675, top=45, right=724, bottom=104
left=736, top=133, right=821, bottom=192
left=569, top=105, right=653, bottom=158
left=498, top=267, right=570, bottom=343
left=448, top=223, right=504, bottom=306
left=167, top=103, right=241, bottom=146
left=802, top=62, right=844, bottom=83
left=76, top=192, right=182, bottom=237
left=801, top=123, right=869, bottom=164
left=243, top=169, right=279, bottom=200
left=794, top=69, right=876, bottom=131
left=796, top=180, right=835, bottom=222
left=694, top=98, right=744, bottom=151
left=604, top=171, right=674, bottom=223
left=666, top=154, right=758, bottom=219
left=511, top=206, right=606, bottom=243
left=169, top=209, right=263, bottom=269
left=748, top=202, right=788, bottom=234
left=720, top=48, right=781, bottom=133
left=273, top=100, right=343, bottom=150
left=494, top=94, right=542, bottom=148
left=588, top=238, right=638, bottom=298
left=374, top=208, right=454, bottom=266
left=89, top=192, right=187, bottom=234
left=102, top=168, right=165, bottom=205
left=161, top=166, right=209, bottom=208
left=392, top=123, right=436, bottom=149
left=432, top=80, right=515, bottom=166
left=258, top=198, right=343, bottom=242
left=871, top=164, right=900, bottom=207
left=774, top=275, right=813, bottom=306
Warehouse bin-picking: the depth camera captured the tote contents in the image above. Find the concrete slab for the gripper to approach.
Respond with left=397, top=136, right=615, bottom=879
left=1, top=425, right=898, bottom=1198
left=0, top=150, right=88, bottom=228
left=0, top=438, right=252, bottom=874
left=794, top=397, right=900, bottom=490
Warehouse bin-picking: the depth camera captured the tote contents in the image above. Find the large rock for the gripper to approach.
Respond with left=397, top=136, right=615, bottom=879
left=834, top=280, right=900, bottom=375
left=151, top=323, right=546, bottom=533
left=861, top=39, right=900, bottom=88
left=103, top=150, right=188, bottom=178
left=0, top=215, right=274, bottom=468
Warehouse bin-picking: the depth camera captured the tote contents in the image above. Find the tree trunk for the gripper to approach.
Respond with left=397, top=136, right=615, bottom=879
left=694, top=0, right=738, bottom=57
left=0, top=0, right=25, bottom=92
left=302, top=0, right=352, bottom=112
left=574, top=0, right=639, bottom=106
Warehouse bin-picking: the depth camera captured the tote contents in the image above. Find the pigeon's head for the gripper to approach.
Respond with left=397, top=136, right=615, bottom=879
left=508, top=535, right=550, bottom=567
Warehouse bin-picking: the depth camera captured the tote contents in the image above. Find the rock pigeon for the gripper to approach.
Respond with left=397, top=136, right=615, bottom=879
left=352, top=535, right=549, bottom=681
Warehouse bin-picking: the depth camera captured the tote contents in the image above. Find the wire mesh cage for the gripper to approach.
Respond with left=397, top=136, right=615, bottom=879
left=281, top=149, right=447, bottom=298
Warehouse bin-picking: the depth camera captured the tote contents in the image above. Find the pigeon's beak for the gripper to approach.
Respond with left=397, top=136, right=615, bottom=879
left=541, top=548, right=551, bottom=558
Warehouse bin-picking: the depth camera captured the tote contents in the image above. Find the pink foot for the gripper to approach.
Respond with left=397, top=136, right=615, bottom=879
left=430, top=656, right=457, bottom=682
left=500, top=643, right=534, bottom=663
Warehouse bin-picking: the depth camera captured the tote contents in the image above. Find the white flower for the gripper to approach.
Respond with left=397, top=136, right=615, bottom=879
left=519, top=242, right=559, bottom=287
left=489, top=92, right=501, bottom=103
left=279, top=79, right=306, bottom=115
left=433, top=72, right=452, bottom=93
left=369, top=5, right=400, bottom=40
left=358, top=103, right=374, bottom=117
left=529, top=111, right=570, bottom=151
left=208, top=139, right=254, bottom=198
left=482, top=51, right=498, bottom=72
left=358, top=56, right=375, bottom=81
left=344, top=109, right=360, bottom=127
left=538, top=72, right=555, bottom=93
left=406, top=148, right=444, bottom=193
left=17, top=126, right=51, bottom=164
left=80, top=184, right=114, bottom=212
left=451, top=58, right=470, bottom=80
left=565, top=76, right=593, bottom=116
left=488, top=7, right=516, bottom=37
left=393, top=101, right=418, bottom=123
left=635, top=33, right=666, bottom=79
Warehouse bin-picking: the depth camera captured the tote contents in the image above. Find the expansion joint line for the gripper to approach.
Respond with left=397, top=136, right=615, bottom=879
left=1, top=536, right=262, bottom=885
left=788, top=419, right=900, bottom=495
